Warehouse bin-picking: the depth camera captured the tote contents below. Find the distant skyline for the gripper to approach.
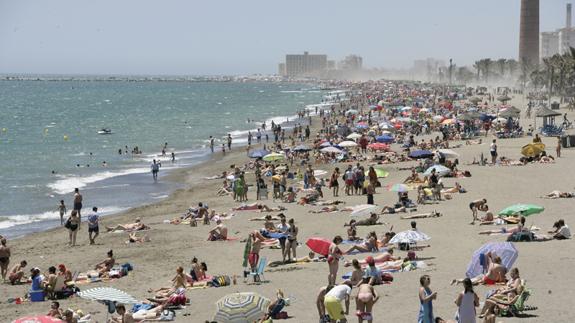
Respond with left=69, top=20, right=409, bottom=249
left=0, top=0, right=573, bottom=75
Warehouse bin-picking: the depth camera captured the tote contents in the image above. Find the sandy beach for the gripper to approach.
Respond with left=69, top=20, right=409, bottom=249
left=2, top=89, right=574, bottom=323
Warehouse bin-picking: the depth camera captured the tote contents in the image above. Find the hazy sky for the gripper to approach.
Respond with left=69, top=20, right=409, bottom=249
left=0, top=0, right=572, bottom=75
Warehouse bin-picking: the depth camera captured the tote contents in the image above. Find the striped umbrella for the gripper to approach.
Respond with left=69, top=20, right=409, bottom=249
left=388, top=183, right=411, bottom=192
left=77, top=287, right=139, bottom=304
left=213, top=292, right=271, bottom=323
left=12, top=316, right=63, bottom=323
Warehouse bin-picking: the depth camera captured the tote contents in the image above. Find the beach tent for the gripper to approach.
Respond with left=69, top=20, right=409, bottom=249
left=320, top=146, right=343, bottom=154
left=499, top=204, right=544, bottom=217
left=248, top=149, right=269, bottom=159
left=466, top=242, right=518, bottom=278
left=409, top=150, right=433, bottom=159
left=262, top=152, right=285, bottom=162
left=389, top=230, right=430, bottom=244
left=423, top=164, right=451, bottom=177
left=521, top=143, right=545, bottom=157
left=213, top=292, right=271, bottom=323
left=338, top=141, right=358, bottom=148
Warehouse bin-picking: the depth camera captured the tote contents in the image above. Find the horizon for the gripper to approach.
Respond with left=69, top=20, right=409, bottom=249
left=1, top=0, right=573, bottom=75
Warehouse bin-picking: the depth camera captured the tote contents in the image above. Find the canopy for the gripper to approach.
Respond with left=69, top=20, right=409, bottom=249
left=248, top=149, right=269, bottom=159
left=498, top=204, right=544, bottom=217
left=12, top=316, right=63, bottom=323
left=466, top=242, right=518, bottom=278
left=77, top=287, right=139, bottom=304
left=389, top=230, right=431, bottom=244
left=423, top=164, right=451, bottom=177
left=213, top=292, right=271, bottom=323
left=320, top=146, right=343, bottom=154
left=536, top=107, right=561, bottom=117
left=365, top=168, right=389, bottom=178
left=338, top=141, right=358, bottom=148
left=347, top=133, right=362, bottom=139
left=262, top=152, right=285, bottom=162
left=521, top=143, right=545, bottom=157
left=409, top=150, right=433, bottom=159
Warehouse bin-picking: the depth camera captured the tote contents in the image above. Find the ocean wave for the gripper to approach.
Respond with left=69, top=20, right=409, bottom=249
left=0, top=206, right=127, bottom=230
left=47, top=167, right=150, bottom=195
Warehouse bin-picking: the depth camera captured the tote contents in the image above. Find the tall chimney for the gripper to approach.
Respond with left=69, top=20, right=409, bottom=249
left=567, top=3, right=572, bottom=29
left=519, top=0, right=540, bottom=66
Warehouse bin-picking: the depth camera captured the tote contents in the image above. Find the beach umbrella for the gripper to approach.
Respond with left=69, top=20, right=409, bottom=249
left=292, top=144, right=311, bottom=152
left=423, top=164, right=451, bottom=177
left=466, top=242, right=518, bottom=278
left=388, top=183, right=410, bottom=192
left=77, top=287, right=138, bottom=304
left=375, top=135, right=394, bottom=143
left=319, top=141, right=332, bottom=148
left=367, top=143, right=389, bottom=151
left=389, top=230, right=431, bottom=244
left=498, top=204, right=544, bottom=217
left=492, top=117, right=507, bottom=124
left=355, top=123, right=369, bottom=129
left=262, top=152, right=285, bottom=162
left=497, top=95, right=511, bottom=103
left=379, top=122, right=392, bottom=129
left=347, top=133, right=362, bottom=140
left=338, top=140, right=358, bottom=148
left=345, top=109, right=359, bottom=116
left=365, top=168, right=389, bottom=178
left=468, top=96, right=482, bottom=104
left=213, top=292, right=271, bottom=323
left=306, top=237, right=332, bottom=256
left=498, top=109, right=519, bottom=119
left=521, top=143, right=545, bottom=157
left=12, top=316, right=64, bottom=323
left=320, top=146, right=343, bottom=154
left=437, top=149, right=459, bottom=158
left=409, top=150, right=433, bottom=159
left=248, top=149, right=269, bottom=159
left=350, top=204, right=382, bottom=217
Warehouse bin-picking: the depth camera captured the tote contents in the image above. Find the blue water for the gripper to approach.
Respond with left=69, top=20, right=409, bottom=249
left=0, top=80, right=323, bottom=238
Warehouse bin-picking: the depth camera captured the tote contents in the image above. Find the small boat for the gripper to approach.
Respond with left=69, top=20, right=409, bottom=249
left=97, top=128, right=113, bottom=135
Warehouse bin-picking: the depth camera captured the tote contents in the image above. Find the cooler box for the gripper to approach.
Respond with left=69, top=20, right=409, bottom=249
left=29, top=290, right=45, bottom=302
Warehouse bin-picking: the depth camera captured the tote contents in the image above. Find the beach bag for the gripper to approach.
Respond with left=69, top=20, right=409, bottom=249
left=211, top=275, right=231, bottom=287
left=64, top=218, right=72, bottom=229
left=159, top=309, right=176, bottom=321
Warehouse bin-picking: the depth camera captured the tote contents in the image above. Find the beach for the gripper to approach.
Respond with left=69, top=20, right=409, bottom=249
left=2, top=85, right=574, bottom=323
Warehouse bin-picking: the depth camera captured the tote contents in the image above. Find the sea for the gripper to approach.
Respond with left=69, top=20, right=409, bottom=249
left=0, top=80, right=325, bottom=238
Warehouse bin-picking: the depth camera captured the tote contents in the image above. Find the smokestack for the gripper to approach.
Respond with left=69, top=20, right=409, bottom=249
left=567, top=3, right=572, bottom=29
left=519, top=0, right=540, bottom=66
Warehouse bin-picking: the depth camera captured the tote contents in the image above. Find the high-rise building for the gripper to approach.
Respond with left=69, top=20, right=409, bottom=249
left=540, top=3, right=575, bottom=60
left=284, top=51, right=328, bottom=77
left=278, top=63, right=286, bottom=76
left=339, top=55, right=363, bottom=70
left=519, top=0, right=540, bottom=66
left=540, top=32, right=560, bottom=59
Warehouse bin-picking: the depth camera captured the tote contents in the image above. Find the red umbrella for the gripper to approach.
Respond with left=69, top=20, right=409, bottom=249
left=12, top=316, right=64, bottom=323
left=306, top=237, right=331, bottom=256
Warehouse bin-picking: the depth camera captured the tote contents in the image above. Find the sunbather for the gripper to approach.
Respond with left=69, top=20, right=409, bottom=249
left=354, top=213, right=384, bottom=226
left=548, top=219, right=571, bottom=239
left=314, top=200, right=346, bottom=206
left=451, top=252, right=506, bottom=286
left=479, top=268, right=522, bottom=318
left=400, top=211, right=442, bottom=219
left=381, top=205, right=407, bottom=214
left=151, top=266, right=187, bottom=298
left=106, top=218, right=149, bottom=232
left=346, top=220, right=359, bottom=241
left=344, top=250, right=399, bottom=267
left=232, top=203, right=286, bottom=212
left=190, top=257, right=206, bottom=282
left=309, top=206, right=339, bottom=213
left=127, top=232, right=150, bottom=243
left=479, top=217, right=526, bottom=235
left=344, top=232, right=378, bottom=254
left=541, top=190, right=574, bottom=199
left=95, top=250, right=115, bottom=276
left=207, top=219, right=228, bottom=241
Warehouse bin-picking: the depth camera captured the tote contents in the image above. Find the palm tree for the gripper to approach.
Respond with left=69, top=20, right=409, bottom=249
left=506, top=59, right=519, bottom=78
left=483, top=59, right=493, bottom=83
left=496, top=58, right=507, bottom=80
left=542, top=57, right=555, bottom=94
left=473, top=60, right=482, bottom=82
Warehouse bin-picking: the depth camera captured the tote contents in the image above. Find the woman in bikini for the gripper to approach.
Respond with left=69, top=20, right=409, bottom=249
left=344, top=232, right=378, bottom=254
left=327, top=235, right=343, bottom=286
left=0, top=238, right=10, bottom=282
left=95, top=250, right=115, bottom=276
left=330, top=167, right=340, bottom=197
left=356, top=276, right=380, bottom=323
left=479, top=267, right=522, bottom=318
left=284, top=219, right=298, bottom=262
left=67, top=210, right=80, bottom=246
left=152, top=266, right=187, bottom=298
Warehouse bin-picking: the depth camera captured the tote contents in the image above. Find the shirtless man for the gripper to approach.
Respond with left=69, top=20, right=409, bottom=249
left=110, top=304, right=135, bottom=323
left=106, top=218, right=148, bottom=232
left=316, top=285, right=333, bottom=322
left=207, top=219, right=228, bottom=241
left=248, top=231, right=266, bottom=277
left=0, top=238, right=10, bottom=282
left=8, top=260, right=27, bottom=285
left=354, top=213, right=383, bottom=226
left=73, top=188, right=83, bottom=227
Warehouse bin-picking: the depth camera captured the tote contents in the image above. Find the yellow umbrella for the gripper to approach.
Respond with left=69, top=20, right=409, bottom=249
left=262, top=152, right=285, bottom=162
left=521, top=143, right=545, bottom=157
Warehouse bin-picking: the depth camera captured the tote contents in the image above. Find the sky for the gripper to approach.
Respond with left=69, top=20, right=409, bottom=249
left=0, top=0, right=572, bottom=75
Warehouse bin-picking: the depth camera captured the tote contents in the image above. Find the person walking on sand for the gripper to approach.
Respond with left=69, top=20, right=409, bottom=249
left=489, top=139, right=497, bottom=164
left=330, top=167, right=340, bottom=197
left=209, top=135, right=215, bottom=153
left=418, top=275, right=436, bottom=323
left=556, top=136, right=561, bottom=158
left=151, top=159, right=161, bottom=181
left=73, top=188, right=83, bottom=227
left=88, top=207, right=99, bottom=245
left=66, top=210, right=80, bottom=247
left=58, top=200, right=66, bottom=226
left=455, top=278, right=479, bottom=323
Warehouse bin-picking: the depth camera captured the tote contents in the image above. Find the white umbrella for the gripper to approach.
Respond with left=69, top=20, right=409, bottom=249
left=437, top=149, right=459, bottom=158
left=345, top=109, right=359, bottom=116
left=338, top=141, right=358, bottom=148
left=389, top=230, right=431, bottom=244
left=423, top=164, right=451, bottom=177
left=77, top=287, right=139, bottom=304
left=321, top=146, right=343, bottom=154
left=347, top=133, right=362, bottom=139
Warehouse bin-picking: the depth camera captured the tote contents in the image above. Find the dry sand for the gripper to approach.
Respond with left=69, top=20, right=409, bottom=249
left=1, top=94, right=574, bottom=322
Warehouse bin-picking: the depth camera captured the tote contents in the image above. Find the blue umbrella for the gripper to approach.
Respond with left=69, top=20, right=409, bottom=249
left=248, top=149, right=269, bottom=159
left=466, top=242, right=518, bottom=278
left=409, top=150, right=433, bottom=159
left=375, top=135, right=394, bottom=143
left=293, top=145, right=311, bottom=152
left=355, top=124, right=369, bottom=129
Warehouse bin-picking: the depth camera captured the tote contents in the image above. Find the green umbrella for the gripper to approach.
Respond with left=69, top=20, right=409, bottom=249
left=498, top=204, right=544, bottom=217
left=262, top=152, right=285, bottom=162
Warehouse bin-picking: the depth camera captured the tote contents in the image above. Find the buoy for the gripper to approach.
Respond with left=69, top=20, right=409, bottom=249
left=63, top=135, right=69, bottom=141
left=1, top=128, right=6, bottom=133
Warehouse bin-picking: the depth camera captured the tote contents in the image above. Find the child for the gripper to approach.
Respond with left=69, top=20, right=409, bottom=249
left=58, top=200, right=67, bottom=226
